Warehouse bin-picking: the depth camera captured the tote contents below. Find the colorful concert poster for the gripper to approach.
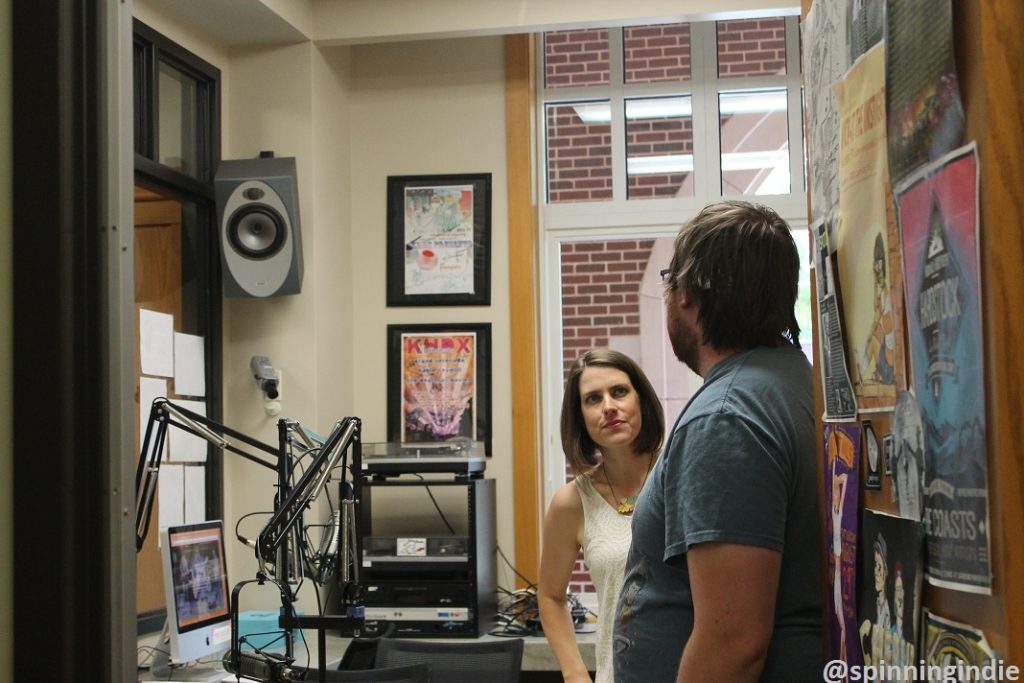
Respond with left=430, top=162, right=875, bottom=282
left=885, top=0, right=965, bottom=185
left=894, top=143, right=991, bottom=593
left=403, top=184, right=476, bottom=295
left=824, top=423, right=862, bottom=672
left=857, top=510, right=923, bottom=672
left=813, top=218, right=858, bottom=422
left=400, top=332, right=477, bottom=443
left=834, top=42, right=904, bottom=412
left=922, top=610, right=997, bottom=672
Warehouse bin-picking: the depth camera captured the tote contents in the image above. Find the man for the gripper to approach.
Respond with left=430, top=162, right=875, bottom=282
left=614, top=201, right=823, bottom=683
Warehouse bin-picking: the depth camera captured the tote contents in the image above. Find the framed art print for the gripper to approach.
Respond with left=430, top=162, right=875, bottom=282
left=386, top=323, right=492, bottom=455
left=386, top=173, right=491, bottom=307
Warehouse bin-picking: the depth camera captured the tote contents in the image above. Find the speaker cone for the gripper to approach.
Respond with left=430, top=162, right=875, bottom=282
left=228, top=205, right=287, bottom=259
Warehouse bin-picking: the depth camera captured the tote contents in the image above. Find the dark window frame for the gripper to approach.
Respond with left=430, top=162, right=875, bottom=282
left=132, top=19, right=224, bottom=634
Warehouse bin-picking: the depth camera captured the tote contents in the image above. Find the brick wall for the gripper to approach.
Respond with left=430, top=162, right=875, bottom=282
left=626, top=113, right=693, bottom=199
left=546, top=104, right=613, bottom=203
left=560, top=239, right=654, bottom=376
left=624, top=23, right=691, bottom=83
left=545, top=28, right=610, bottom=87
left=717, top=18, right=787, bottom=78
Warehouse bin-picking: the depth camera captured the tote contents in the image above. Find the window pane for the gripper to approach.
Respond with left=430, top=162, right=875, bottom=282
left=625, top=96, right=694, bottom=200
left=624, top=23, right=691, bottom=84
left=719, top=89, right=790, bottom=195
left=544, top=29, right=610, bottom=88
left=717, top=17, right=787, bottom=79
left=546, top=102, right=612, bottom=203
left=794, top=228, right=813, bottom=360
left=158, top=61, right=200, bottom=177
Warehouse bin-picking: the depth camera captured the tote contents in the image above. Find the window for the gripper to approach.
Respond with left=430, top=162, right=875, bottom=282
left=134, top=21, right=219, bottom=185
left=133, top=20, right=222, bottom=634
left=536, top=15, right=808, bottom=595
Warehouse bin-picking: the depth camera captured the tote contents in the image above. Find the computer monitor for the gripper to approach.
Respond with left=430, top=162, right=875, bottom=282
left=159, top=520, right=233, bottom=666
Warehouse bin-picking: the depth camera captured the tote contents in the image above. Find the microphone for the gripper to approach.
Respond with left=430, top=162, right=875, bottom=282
left=223, top=650, right=296, bottom=681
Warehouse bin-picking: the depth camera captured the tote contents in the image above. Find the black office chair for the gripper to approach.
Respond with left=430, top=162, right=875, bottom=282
left=292, top=661, right=431, bottom=682
left=338, top=636, right=382, bottom=670
left=373, top=638, right=523, bottom=683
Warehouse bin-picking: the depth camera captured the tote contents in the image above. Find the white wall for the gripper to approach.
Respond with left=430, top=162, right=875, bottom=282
left=346, top=35, right=517, bottom=583
left=221, top=40, right=327, bottom=613
left=0, top=0, right=13, bottom=678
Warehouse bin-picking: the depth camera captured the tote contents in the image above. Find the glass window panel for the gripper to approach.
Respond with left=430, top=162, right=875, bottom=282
left=718, top=89, right=790, bottom=195
left=794, top=228, right=813, bottom=360
left=158, top=61, right=200, bottom=177
left=546, top=102, right=613, bottom=203
left=133, top=43, right=150, bottom=158
left=544, top=29, right=610, bottom=88
left=624, top=23, right=691, bottom=84
left=716, top=17, right=787, bottom=79
left=626, top=96, right=694, bottom=200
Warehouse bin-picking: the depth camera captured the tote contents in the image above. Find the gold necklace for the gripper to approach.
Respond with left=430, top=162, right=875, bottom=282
left=605, top=453, right=653, bottom=515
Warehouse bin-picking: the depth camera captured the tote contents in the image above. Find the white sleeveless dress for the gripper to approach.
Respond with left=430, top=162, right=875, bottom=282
left=575, top=470, right=634, bottom=683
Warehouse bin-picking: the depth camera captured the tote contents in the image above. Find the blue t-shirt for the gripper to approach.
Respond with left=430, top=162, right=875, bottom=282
left=613, top=346, right=823, bottom=683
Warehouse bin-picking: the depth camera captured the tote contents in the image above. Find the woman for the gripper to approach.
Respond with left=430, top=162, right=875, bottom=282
left=538, top=349, right=664, bottom=683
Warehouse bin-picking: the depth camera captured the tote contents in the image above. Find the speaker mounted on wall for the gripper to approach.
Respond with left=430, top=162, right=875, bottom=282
left=215, top=155, right=304, bottom=297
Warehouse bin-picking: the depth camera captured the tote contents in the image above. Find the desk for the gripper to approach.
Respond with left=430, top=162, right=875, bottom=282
left=138, top=631, right=595, bottom=680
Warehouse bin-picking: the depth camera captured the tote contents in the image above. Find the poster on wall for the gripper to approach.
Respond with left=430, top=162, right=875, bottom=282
left=894, top=143, right=991, bottom=593
left=847, top=0, right=885, bottom=65
left=834, top=42, right=905, bottom=412
left=386, top=174, right=491, bottom=307
left=386, top=323, right=492, bottom=455
left=813, top=218, right=858, bottom=422
left=803, top=0, right=848, bottom=225
left=857, top=509, right=923, bottom=673
left=922, top=610, right=997, bottom=674
left=891, top=391, right=926, bottom=521
left=885, top=0, right=965, bottom=186
left=824, top=423, right=862, bottom=670
left=862, top=420, right=882, bottom=490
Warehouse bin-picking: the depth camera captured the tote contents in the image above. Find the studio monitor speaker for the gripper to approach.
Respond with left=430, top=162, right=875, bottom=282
left=215, top=156, right=303, bottom=297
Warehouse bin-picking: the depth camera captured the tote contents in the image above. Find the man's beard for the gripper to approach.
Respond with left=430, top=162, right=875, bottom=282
left=667, top=310, right=700, bottom=374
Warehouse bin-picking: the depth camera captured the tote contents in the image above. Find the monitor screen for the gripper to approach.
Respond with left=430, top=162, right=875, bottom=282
left=160, top=520, right=232, bottom=664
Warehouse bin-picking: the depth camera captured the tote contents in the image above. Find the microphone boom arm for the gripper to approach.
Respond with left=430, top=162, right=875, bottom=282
left=254, top=417, right=360, bottom=577
left=134, top=397, right=280, bottom=552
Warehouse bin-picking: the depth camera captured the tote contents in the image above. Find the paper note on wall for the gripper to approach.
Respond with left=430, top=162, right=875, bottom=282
left=184, top=465, right=206, bottom=524
left=170, top=399, right=208, bottom=462
left=174, top=332, right=206, bottom=398
left=158, top=463, right=185, bottom=530
left=140, top=309, right=174, bottom=377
